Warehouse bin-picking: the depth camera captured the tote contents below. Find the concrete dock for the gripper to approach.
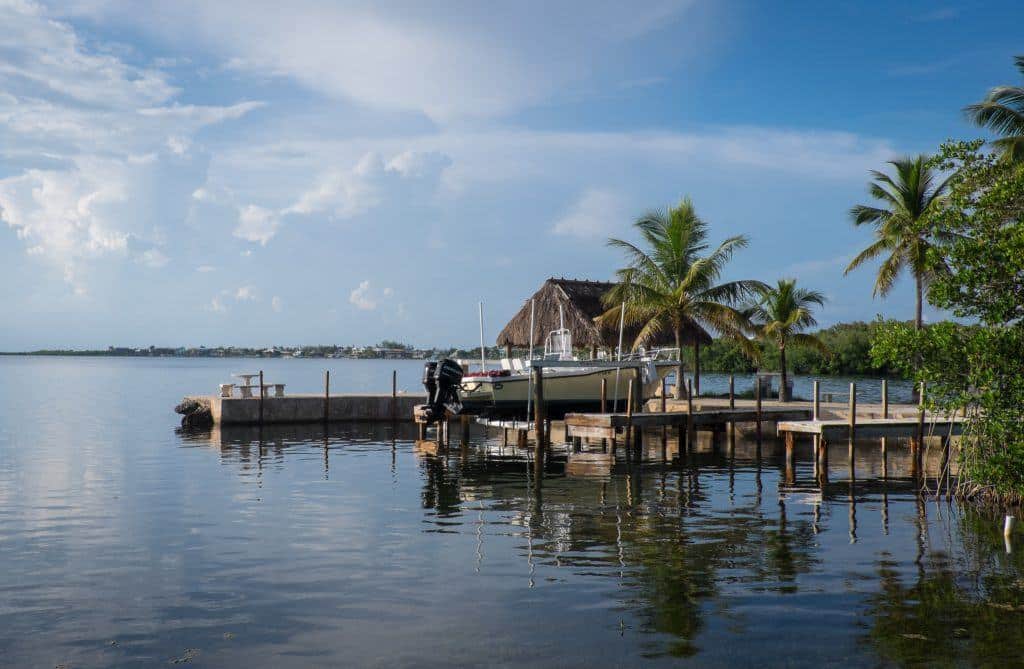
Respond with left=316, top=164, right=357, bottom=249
left=186, top=393, right=426, bottom=425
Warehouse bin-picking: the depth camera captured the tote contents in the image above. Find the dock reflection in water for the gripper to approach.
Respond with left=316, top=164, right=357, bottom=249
left=162, top=422, right=1024, bottom=666
left=1, top=405, right=1022, bottom=667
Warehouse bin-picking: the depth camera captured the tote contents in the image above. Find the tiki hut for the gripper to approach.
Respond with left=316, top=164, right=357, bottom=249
left=495, top=278, right=711, bottom=357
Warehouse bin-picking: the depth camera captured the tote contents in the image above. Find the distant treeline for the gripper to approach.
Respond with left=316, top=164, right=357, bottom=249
left=693, top=320, right=903, bottom=377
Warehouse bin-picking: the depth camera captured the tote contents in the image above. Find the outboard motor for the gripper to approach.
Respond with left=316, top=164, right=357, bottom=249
left=419, top=358, right=463, bottom=423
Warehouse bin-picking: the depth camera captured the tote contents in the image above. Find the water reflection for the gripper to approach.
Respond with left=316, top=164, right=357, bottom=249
left=4, top=410, right=1021, bottom=667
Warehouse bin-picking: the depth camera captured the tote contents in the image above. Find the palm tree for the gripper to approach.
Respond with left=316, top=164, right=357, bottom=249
left=964, top=55, right=1024, bottom=162
left=746, top=279, right=826, bottom=403
left=845, top=156, right=949, bottom=330
left=603, top=198, right=763, bottom=399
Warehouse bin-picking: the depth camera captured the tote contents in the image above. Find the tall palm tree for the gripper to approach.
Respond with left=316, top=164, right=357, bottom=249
left=746, top=279, right=826, bottom=403
left=603, top=198, right=763, bottom=399
left=964, top=55, right=1024, bottom=162
left=845, top=156, right=949, bottom=330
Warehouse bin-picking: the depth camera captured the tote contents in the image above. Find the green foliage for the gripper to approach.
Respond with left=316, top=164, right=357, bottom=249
left=698, top=320, right=902, bottom=377
left=872, top=141, right=1024, bottom=503
left=846, top=155, right=951, bottom=328
left=964, top=55, right=1024, bottom=162
left=603, top=197, right=763, bottom=396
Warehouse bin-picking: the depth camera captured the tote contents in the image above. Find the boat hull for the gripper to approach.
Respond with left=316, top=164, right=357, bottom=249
left=460, top=363, right=675, bottom=418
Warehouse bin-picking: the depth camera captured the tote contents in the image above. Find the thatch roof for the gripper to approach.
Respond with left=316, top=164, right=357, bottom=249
left=495, top=278, right=711, bottom=350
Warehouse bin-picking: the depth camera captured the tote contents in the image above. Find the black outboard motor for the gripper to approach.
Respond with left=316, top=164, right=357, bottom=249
left=419, top=358, right=463, bottom=423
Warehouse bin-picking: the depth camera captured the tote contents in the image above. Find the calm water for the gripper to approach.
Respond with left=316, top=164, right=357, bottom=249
left=0, top=357, right=1020, bottom=668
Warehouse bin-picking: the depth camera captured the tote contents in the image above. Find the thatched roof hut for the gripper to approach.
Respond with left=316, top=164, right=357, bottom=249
left=495, top=278, right=711, bottom=351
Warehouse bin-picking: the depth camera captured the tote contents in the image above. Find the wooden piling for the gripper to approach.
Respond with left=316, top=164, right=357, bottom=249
left=533, top=365, right=546, bottom=451
left=660, top=377, right=668, bottom=461
left=391, top=370, right=397, bottom=422
left=600, top=377, right=608, bottom=450
left=686, top=378, right=695, bottom=452
left=754, top=377, right=762, bottom=444
left=913, top=382, right=926, bottom=476
left=324, top=370, right=330, bottom=423
left=728, top=374, right=735, bottom=410
left=881, top=379, right=889, bottom=419
left=812, top=380, right=820, bottom=420
left=625, top=378, right=635, bottom=450
left=848, top=382, right=856, bottom=463
left=258, top=370, right=264, bottom=426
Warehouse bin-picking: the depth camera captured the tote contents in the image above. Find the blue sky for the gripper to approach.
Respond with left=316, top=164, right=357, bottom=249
left=0, top=0, right=1019, bottom=350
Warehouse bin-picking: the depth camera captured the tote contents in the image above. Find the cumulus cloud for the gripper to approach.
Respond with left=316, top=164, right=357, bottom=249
left=235, top=285, right=257, bottom=301
left=349, top=280, right=393, bottom=311
left=552, top=188, right=625, bottom=239
left=285, top=150, right=451, bottom=219
left=233, top=205, right=280, bottom=245
left=271, top=296, right=283, bottom=312
left=0, top=1, right=263, bottom=292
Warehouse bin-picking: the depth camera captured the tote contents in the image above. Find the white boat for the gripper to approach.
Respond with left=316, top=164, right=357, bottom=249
left=457, top=327, right=679, bottom=417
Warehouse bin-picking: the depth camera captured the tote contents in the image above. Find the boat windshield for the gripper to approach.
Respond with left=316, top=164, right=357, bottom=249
left=543, top=328, right=573, bottom=360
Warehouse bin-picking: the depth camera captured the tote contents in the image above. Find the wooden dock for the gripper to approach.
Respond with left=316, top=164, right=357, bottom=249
left=778, top=416, right=966, bottom=441
left=565, top=406, right=814, bottom=440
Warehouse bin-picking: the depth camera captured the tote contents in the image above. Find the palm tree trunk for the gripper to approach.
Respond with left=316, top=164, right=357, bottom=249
left=779, top=344, right=788, bottom=403
left=693, top=340, right=701, bottom=397
left=914, top=273, right=923, bottom=330
left=674, top=324, right=684, bottom=400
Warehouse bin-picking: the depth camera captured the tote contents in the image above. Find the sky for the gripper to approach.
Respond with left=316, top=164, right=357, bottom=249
left=0, top=0, right=1020, bottom=350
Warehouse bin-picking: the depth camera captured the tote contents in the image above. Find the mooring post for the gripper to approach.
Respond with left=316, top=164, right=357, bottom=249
left=324, top=369, right=330, bottom=423
left=660, top=377, right=668, bottom=462
left=258, top=370, right=264, bottom=426
left=848, top=382, right=856, bottom=456
left=391, top=369, right=397, bottom=422
left=686, top=378, right=695, bottom=453
left=625, top=378, right=635, bottom=452
left=460, top=414, right=470, bottom=447
left=754, top=377, right=762, bottom=445
left=913, top=381, right=926, bottom=477
left=533, top=365, right=545, bottom=451
left=600, top=377, right=609, bottom=451
left=728, top=374, right=735, bottom=410
left=881, top=379, right=889, bottom=419
left=811, top=379, right=821, bottom=461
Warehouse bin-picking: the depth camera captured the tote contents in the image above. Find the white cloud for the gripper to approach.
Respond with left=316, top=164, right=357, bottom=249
left=271, top=296, right=283, bottom=312
left=196, top=265, right=216, bottom=272
left=349, top=280, right=376, bottom=310
left=61, top=0, right=710, bottom=122
left=552, top=188, right=625, bottom=239
left=235, top=285, right=257, bottom=301
left=233, top=205, right=280, bottom=245
left=285, top=150, right=451, bottom=219
left=138, top=101, right=266, bottom=124
left=0, top=2, right=262, bottom=291
left=206, top=296, right=226, bottom=312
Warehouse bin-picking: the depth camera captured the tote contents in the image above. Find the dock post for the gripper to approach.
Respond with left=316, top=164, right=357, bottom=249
left=848, top=382, right=856, bottom=459
left=686, top=378, right=695, bottom=454
left=460, top=414, right=470, bottom=447
left=533, top=365, right=546, bottom=451
left=600, top=377, right=608, bottom=451
left=391, top=370, right=397, bottom=422
left=324, top=370, right=330, bottom=423
left=913, top=382, right=926, bottom=477
left=880, top=379, right=888, bottom=476
left=625, top=378, right=635, bottom=455
left=784, top=432, right=795, bottom=486
left=728, top=374, right=735, bottom=410
left=754, top=377, right=762, bottom=446
left=812, top=379, right=820, bottom=462
left=660, top=377, right=668, bottom=462
left=258, top=370, right=264, bottom=426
